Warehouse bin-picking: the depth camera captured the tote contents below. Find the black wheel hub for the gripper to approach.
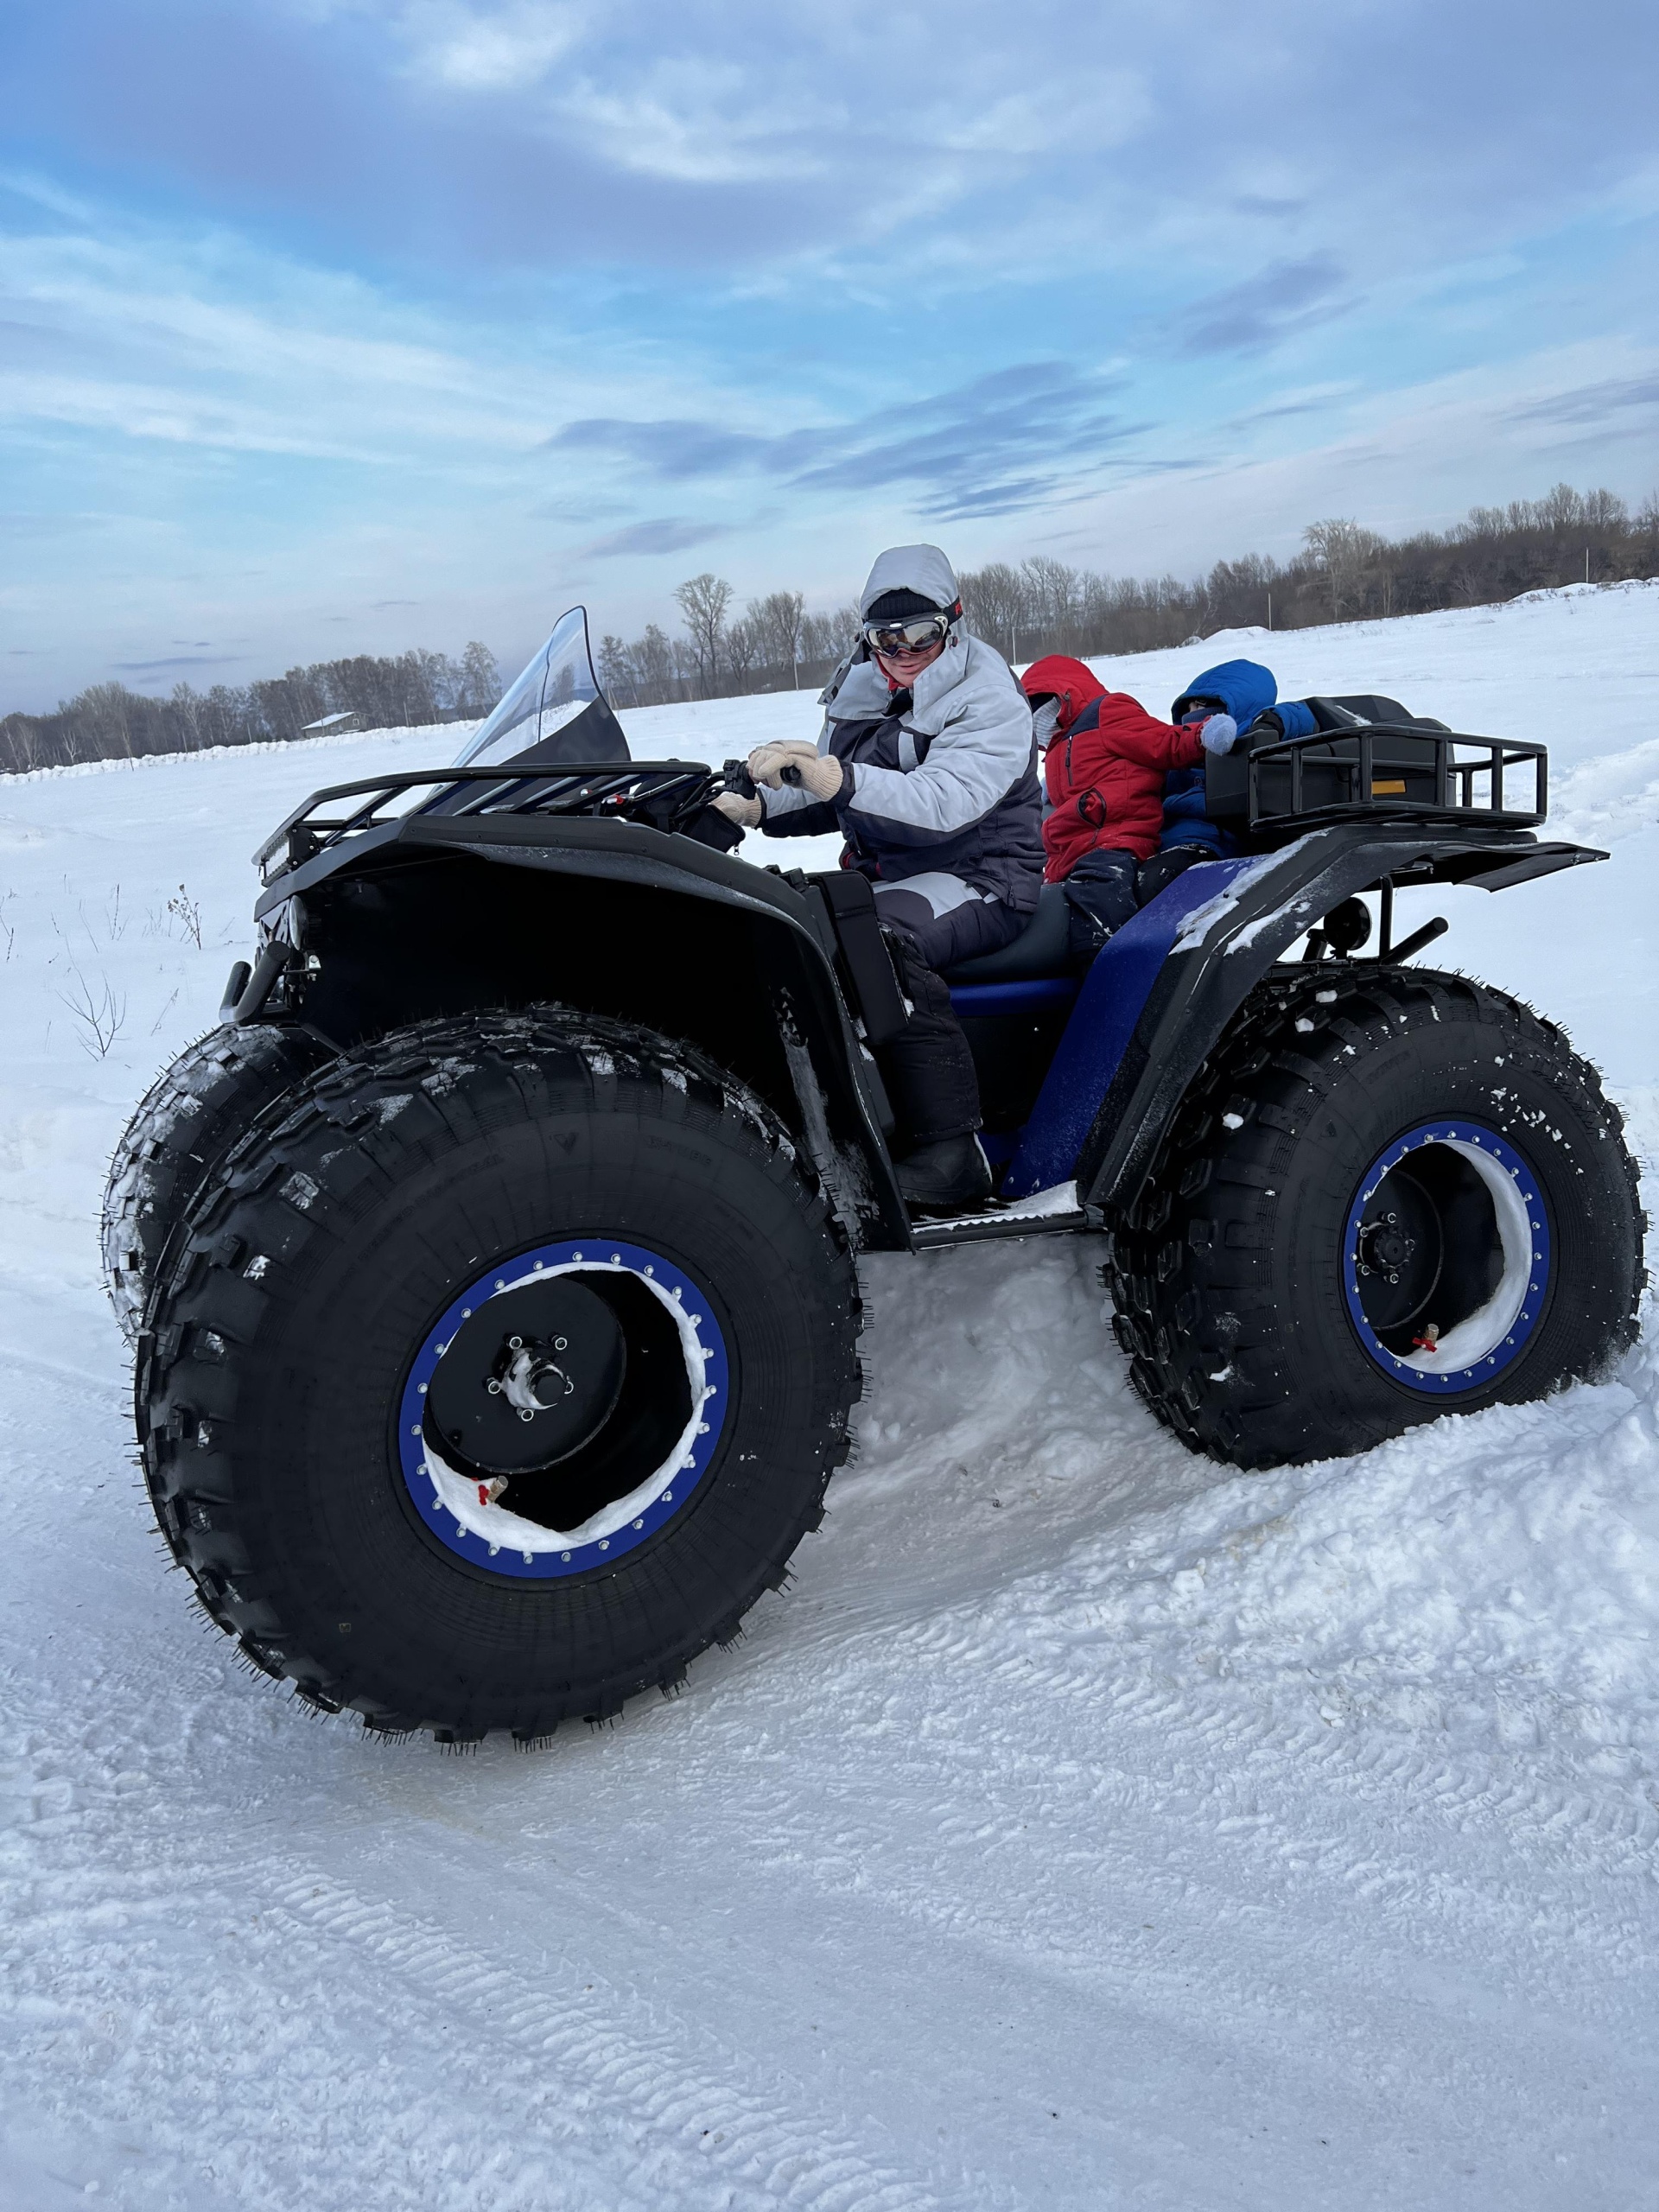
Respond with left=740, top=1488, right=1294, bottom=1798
left=426, top=1278, right=626, bottom=1476
left=1354, top=1170, right=1443, bottom=1334
left=1357, top=1214, right=1416, bottom=1277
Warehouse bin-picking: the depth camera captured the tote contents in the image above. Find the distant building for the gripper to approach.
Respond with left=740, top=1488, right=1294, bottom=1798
left=301, top=709, right=364, bottom=738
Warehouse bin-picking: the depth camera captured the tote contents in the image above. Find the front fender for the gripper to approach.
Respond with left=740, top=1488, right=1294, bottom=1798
left=252, top=817, right=910, bottom=1248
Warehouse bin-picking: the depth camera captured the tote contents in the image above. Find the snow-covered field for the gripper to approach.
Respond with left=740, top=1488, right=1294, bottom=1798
left=1, top=582, right=1656, bottom=2209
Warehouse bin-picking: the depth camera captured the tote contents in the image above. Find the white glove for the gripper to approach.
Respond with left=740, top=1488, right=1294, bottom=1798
left=747, top=741, right=843, bottom=800
left=712, top=791, right=762, bottom=828
left=1198, top=713, right=1239, bottom=755
left=1030, top=698, right=1061, bottom=747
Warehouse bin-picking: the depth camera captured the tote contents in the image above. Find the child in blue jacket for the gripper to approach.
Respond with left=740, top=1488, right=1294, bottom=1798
left=1140, top=657, right=1316, bottom=901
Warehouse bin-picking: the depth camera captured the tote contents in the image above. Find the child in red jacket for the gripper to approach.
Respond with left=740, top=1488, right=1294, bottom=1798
left=1020, top=655, right=1238, bottom=971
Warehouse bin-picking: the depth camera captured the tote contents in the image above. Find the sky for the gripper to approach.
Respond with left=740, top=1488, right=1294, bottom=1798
left=2, top=0, right=1656, bottom=709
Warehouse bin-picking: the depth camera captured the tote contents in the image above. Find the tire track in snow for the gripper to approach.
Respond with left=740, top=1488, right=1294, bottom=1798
left=251, top=1859, right=951, bottom=2212
left=0, top=1652, right=962, bottom=2212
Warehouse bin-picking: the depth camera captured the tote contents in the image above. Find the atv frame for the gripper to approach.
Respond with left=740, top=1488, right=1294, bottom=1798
left=224, top=742, right=1601, bottom=1255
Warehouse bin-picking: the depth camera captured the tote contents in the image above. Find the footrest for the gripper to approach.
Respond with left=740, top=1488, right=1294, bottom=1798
left=910, top=1181, right=1096, bottom=1249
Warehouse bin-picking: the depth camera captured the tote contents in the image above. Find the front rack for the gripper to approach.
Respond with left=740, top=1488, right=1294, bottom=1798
left=254, top=760, right=720, bottom=883
left=1247, top=727, right=1547, bottom=830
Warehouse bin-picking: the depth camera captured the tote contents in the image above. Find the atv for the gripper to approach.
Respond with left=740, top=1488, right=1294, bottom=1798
left=105, top=607, right=1645, bottom=1742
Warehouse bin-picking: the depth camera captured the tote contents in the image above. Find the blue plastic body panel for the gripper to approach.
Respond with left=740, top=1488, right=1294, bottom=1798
left=949, top=978, right=1077, bottom=1018
left=1001, top=860, right=1249, bottom=1198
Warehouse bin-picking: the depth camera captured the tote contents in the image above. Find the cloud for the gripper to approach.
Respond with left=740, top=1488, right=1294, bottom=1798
left=0, top=213, right=627, bottom=469
left=1224, top=383, right=1357, bottom=429
left=18, top=0, right=1649, bottom=293
left=579, top=517, right=734, bottom=556
left=113, top=652, right=244, bottom=671
left=399, top=2, right=588, bottom=93
left=5, top=0, right=1658, bottom=709
left=552, top=419, right=766, bottom=481
left=554, top=363, right=1149, bottom=522
left=1504, top=372, right=1659, bottom=428
left=1177, top=256, right=1351, bottom=355
left=0, top=510, right=103, bottom=537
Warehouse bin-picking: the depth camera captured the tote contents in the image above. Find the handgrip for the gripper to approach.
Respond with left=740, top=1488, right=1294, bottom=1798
left=780, top=763, right=804, bottom=786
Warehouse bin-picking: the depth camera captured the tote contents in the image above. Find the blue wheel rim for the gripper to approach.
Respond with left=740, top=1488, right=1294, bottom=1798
left=397, top=1239, right=729, bottom=1580
left=1342, top=1121, right=1549, bottom=1396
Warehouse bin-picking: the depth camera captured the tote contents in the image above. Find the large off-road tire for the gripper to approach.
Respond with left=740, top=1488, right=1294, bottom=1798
left=137, top=1009, right=861, bottom=1742
left=1109, top=969, right=1645, bottom=1468
left=103, top=1024, right=330, bottom=1341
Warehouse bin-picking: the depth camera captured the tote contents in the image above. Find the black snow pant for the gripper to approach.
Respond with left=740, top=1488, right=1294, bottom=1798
left=1135, top=844, right=1212, bottom=907
left=1059, top=848, right=1140, bottom=973
left=870, top=880, right=1026, bottom=1149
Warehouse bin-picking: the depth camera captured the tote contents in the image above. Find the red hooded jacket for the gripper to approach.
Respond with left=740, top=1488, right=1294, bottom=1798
left=1021, top=654, right=1205, bottom=879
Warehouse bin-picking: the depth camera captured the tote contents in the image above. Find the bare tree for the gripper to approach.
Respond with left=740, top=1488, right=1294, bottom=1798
left=801, top=605, right=861, bottom=670
left=747, top=589, right=805, bottom=685
left=458, top=640, right=500, bottom=715
left=76, top=682, right=137, bottom=758
left=1302, top=518, right=1388, bottom=620
left=1020, top=556, right=1083, bottom=649
left=596, top=633, right=636, bottom=707
left=640, top=624, right=681, bottom=703
left=723, top=614, right=760, bottom=690
left=673, top=573, right=733, bottom=698
left=959, top=563, right=1027, bottom=659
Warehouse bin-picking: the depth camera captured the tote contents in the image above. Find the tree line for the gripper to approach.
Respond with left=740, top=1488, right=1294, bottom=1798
left=601, top=482, right=1658, bottom=706
left=0, top=642, right=500, bottom=776
left=4, top=480, right=1654, bottom=772
left=595, top=582, right=865, bottom=712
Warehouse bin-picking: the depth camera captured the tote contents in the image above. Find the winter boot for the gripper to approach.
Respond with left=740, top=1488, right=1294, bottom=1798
left=895, top=1134, right=993, bottom=1216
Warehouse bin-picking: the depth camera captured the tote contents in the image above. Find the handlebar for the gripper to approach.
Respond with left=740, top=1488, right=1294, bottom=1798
left=722, top=756, right=806, bottom=790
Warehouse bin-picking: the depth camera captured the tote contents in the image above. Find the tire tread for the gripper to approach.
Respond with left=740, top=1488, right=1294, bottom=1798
left=139, top=1007, right=860, bottom=1740
left=1107, top=966, right=1645, bottom=1468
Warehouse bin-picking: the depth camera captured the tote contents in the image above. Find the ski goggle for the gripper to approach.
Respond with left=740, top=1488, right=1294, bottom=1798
left=862, top=612, right=951, bottom=655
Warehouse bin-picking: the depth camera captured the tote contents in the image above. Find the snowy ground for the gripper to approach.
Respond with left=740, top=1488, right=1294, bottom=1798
left=0, top=582, right=1656, bottom=2209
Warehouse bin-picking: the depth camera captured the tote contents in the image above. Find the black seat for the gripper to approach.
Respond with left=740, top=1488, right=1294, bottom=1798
left=944, top=882, right=1071, bottom=982
left=1311, top=694, right=1451, bottom=734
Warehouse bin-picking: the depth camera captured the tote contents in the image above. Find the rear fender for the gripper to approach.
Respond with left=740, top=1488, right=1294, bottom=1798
left=1003, top=824, right=1605, bottom=1212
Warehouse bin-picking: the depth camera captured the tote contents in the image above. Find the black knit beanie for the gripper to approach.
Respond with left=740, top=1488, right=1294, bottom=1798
left=866, top=587, right=944, bottom=620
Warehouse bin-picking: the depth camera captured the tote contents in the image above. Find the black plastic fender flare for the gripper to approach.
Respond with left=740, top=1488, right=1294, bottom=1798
left=252, top=810, right=912, bottom=1247
left=1076, top=825, right=1605, bottom=1215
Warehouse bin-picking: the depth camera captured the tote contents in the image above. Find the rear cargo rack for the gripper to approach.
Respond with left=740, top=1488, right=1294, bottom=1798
left=1247, top=727, right=1547, bottom=830
left=254, top=760, right=716, bottom=884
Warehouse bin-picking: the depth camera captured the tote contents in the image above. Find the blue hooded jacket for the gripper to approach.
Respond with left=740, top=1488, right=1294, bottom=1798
left=1160, top=658, right=1279, bottom=852
left=1260, top=698, right=1319, bottom=740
